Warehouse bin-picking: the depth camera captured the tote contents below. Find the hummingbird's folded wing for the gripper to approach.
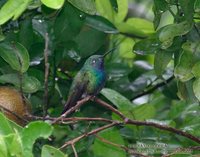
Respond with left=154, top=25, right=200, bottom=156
left=61, top=71, right=89, bottom=114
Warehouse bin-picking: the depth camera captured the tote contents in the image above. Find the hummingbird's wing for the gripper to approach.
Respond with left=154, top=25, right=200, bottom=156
left=61, top=71, right=89, bottom=114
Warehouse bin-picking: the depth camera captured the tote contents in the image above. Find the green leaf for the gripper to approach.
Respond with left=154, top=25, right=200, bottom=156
left=113, top=0, right=128, bottom=24
left=174, top=42, right=197, bottom=82
left=42, top=145, right=68, bottom=157
left=179, top=0, right=195, bottom=21
left=100, top=88, right=134, bottom=110
left=177, top=80, right=198, bottom=103
left=41, top=0, right=64, bottom=9
left=119, top=37, right=135, bottom=59
left=154, top=50, right=173, bottom=76
left=54, top=4, right=84, bottom=42
left=132, top=104, right=156, bottom=120
left=0, top=74, right=41, bottom=93
left=74, top=26, right=106, bottom=57
left=192, top=62, right=200, bottom=78
left=21, top=121, right=53, bottom=157
left=92, top=128, right=126, bottom=157
left=159, top=21, right=192, bottom=49
left=0, top=113, right=13, bottom=135
left=0, top=135, right=7, bottom=157
left=133, top=36, right=160, bottom=55
left=116, top=22, right=148, bottom=38
left=68, top=0, right=96, bottom=15
left=0, top=42, right=29, bottom=73
left=95, top=0, right=114, bottom=22
left=85, top=15, right=118, bottom=33
left=0, top=0, right=31, bottom=25
left=153, top=0, right=168, bottom=29
left=4, top=133, right=23, bottom=157
left=125, top=18, right=155, bottom=34
left=193, top=78, right=200, bottom=101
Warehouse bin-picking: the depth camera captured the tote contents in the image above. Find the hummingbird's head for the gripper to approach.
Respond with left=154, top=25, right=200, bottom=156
left=85, top=55, right=104, bottom=70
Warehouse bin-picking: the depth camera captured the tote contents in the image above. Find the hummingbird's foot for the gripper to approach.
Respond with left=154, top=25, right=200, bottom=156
left=90, top=95, right=96, bottom=101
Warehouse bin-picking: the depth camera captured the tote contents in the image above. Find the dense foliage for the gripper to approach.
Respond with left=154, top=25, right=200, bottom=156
left=0, top=0, right=199, bottom=156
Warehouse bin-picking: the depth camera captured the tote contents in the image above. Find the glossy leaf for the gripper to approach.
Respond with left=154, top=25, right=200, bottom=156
left=0, top=74, right=41, bottom=93
left=21, top=121, right=53, bottom=157
left=174, top=42, right=198, bottom=82
left=42, top=145, right=67, bottom=157
left=179, top=0, right=195, bottom=20
left=154, top=50, right=173, bottom=76
left=68, top=0, right=96, bottom=15
left=0, top=42, right=29, bottom=73
left=92, top=128, right=126, bottom=157
left=85, top=15, right=118, bottom=33
left=54, top=4, right=84, bottom=42
left=133, top=37, right=160, bottom=55
left=41, top=0, right=64, bottom=9
left=159, top=21, right=192, bottom=49
left=74, top=26, right=106, bottom=57
left=101, top=88, right=134, bottom=110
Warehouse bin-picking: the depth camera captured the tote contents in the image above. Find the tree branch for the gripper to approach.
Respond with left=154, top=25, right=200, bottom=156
left=0, top=104, right=29, bottom=123
left=131, top=76, right=175, bottom=101
left=71, top=144, right=78, bottom=157
left=43, top=33, right=50, bottom=118
left=60, top=122, right=120, bottom=149
left=93, top=97, right=200, bottom=144
left=51, top=96, right=91, bottom=124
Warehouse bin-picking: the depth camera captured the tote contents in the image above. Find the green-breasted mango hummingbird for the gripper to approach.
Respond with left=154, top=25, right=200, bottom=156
left=62, top=50, right=113, bottom=114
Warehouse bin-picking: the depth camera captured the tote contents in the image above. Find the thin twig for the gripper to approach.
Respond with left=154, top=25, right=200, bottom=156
left=126, top=119, right=200, bottom=144
left=60, top=122, right=120, bottom=149
left=93, top=97, right=200, bottom=144
left=28, top=115, right=113, bottom=124
left=71, top=144, right=78, bottom=157
left=0, top=104, right=29, bottom=123
left=92, top=97, right=126, bottom=119
left=131, top=76, right=174, bottom=100
left=96, top=135, right=150, bottom=157
left=11, top=42, right=28, bottom=113
left=51, top=96, right=91, bottom=124
left=43, top=33, right=50, bottom=118
left=95, top=135, right=129, bottom=152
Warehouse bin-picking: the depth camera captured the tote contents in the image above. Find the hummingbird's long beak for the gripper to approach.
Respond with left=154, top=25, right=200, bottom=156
left=103, top=47, right=117, bottom=58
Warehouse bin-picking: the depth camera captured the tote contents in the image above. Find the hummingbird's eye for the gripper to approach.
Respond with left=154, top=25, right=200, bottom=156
left=92, top=59, right=96, bottom=64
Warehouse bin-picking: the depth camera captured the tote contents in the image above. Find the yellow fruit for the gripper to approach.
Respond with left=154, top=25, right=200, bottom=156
left=0, top=87, right=31, bottom=126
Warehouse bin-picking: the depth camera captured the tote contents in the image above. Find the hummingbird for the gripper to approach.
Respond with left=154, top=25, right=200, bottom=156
left=61, top=50, right=113, bottom=114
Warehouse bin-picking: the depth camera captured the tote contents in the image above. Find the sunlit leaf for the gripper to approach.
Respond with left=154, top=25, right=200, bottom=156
left=41, top=0, right=64, bottom=9
left=0, top=136, right=7, bottom=157
left=0, top=113, right=13, bottom=135
left=21, top=121, right=53, bottom=157
left=42, top=145, right=68, bottom=157
left=0, top=0, right=31, bottom=25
